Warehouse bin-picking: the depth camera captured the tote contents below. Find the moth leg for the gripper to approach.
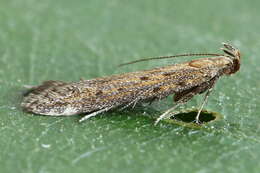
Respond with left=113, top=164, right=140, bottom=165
left=154, top=103, right=183, bottom=125
left=154, top=87, right=199, bottom=125
left=195, top=88, right=213, bottom=124
left=79, top=106, right=114, bottom=122
left=120, top=90, right=152, bottom=111
left=119, top=97, right=140, bottom=111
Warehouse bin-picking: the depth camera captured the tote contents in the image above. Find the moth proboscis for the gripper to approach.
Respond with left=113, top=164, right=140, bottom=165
left=21, top=43, right=241, bottom=125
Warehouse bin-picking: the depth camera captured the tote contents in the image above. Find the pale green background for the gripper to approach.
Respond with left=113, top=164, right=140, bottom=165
left=1, top=0, right=260, bottom=173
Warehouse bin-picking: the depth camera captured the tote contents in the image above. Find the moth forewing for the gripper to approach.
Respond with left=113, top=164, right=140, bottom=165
left=21, top=43, right=241, bottom=125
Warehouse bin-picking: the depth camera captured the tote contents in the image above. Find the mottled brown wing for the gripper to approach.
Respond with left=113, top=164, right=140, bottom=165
left=74, top=58, right=226, bottom=112
left=21, top=58, right=227, bottom=116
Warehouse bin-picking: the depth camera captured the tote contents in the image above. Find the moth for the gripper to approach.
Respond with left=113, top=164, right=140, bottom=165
left=21, top=43, right=241, bottom=125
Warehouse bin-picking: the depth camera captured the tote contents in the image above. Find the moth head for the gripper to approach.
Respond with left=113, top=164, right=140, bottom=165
left=221, top=43, right=241, bottom=74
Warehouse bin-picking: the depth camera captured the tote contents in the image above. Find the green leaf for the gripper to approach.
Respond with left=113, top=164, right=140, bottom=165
left=1, top=0, right=260, bottom=173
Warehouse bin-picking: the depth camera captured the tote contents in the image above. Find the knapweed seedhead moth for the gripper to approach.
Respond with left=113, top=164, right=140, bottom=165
left=21, top=43, right=240, bottom=125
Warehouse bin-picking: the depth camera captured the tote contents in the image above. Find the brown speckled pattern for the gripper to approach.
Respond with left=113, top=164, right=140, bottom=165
left=21, top=43, right=241, bottom=119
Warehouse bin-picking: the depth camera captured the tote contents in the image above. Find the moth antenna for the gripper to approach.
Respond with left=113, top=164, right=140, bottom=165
left=118, top=53, right=224, bottom=67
